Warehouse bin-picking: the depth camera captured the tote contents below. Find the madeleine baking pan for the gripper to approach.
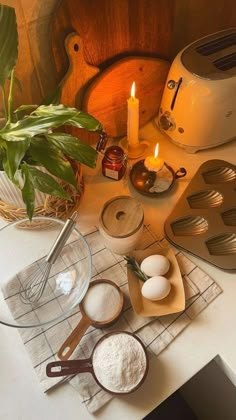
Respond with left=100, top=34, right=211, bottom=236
left=164, top=159, right=236, bottom=271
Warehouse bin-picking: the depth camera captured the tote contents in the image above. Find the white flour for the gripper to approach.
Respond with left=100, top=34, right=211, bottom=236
left=92, top=333, right=147, bottom=393
left=82, top=282, right=121, bottom=322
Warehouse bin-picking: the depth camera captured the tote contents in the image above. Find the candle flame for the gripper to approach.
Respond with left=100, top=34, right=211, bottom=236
left=154, top=143, right=159, bottom=159
left=131, top=81, right=136, bottom=98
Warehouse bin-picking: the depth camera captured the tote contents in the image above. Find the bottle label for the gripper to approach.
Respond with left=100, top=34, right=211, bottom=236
left=105, top=168, right=119, bottom=180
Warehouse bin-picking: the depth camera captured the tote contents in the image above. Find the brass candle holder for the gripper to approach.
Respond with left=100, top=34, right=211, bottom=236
left=129, top=159, right=187, bottom=196
left=119, top=137, right=149, bottom=159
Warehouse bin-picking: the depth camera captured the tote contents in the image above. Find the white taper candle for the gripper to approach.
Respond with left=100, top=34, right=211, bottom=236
left=127, top=82, right=139, bottom=146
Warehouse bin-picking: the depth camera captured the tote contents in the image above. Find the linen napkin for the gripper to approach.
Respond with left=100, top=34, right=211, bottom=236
left=1, top=225, right=222, bottom=413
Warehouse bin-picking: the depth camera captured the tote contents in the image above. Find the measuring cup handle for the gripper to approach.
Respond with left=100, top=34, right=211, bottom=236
left=46, top=358, right=93, bottom=377
left=57, top=314, right=92, bottom=361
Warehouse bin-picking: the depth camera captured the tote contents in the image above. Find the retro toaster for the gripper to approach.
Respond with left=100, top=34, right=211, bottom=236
left=156, top=29, right=236, bottom=152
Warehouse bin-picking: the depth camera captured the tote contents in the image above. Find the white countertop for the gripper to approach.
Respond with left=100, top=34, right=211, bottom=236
left=0, top=122, right=236, bottom=420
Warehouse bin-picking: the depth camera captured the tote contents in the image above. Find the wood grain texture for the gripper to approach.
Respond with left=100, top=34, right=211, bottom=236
left=171, top=0, right=236, bottom=57
left=51, top=0, right=175, bottom=83
left=60, top=33, right=100, bottom=108
left=83, top=57, right=170, bottom=137
left=59, top=33, right=101, bottom=145
left=50, top=0, right=175, bottom=143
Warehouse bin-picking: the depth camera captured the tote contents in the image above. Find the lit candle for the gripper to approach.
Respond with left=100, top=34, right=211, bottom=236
left=144, top=143, right=164, bottom=172
left=127, top=82, right=139, bottom=146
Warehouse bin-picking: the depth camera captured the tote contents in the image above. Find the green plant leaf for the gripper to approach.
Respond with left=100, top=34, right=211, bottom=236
left=26, top=165, right=70, bottom=199
left=0, top=5, right=18, bottom=87
left=67, top=110, right=103, bottom=132
left=0, top=105, right=103, bottom=142
left=29, top=136, right=77, bottom=187
left=32, top=104, right=82, bottom=117
left=0, top=142, right=5, bottom=170
left=46, top=132, right=97, bottom=168
left=14, top=104, right=38, bottom=112
left=3, top=138, right=30, bottom=181
left=0, top=114, right=71, bottom=141
left=13, top=104, right=38, bottom=122
left=21, top=163, right=35, bottom=220
left=33, top=105, right=103, bottom=132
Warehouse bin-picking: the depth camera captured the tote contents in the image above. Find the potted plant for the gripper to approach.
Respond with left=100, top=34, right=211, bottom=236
left=0, top=4, right=103, bottom=220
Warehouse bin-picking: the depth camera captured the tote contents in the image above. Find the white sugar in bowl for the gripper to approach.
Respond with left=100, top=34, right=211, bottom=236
left=99, top=195, right=144, bottom=255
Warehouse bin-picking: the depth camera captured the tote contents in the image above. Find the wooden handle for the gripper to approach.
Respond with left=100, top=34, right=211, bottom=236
left=46, top=358, right=93, bottom=377
left=57, top=314, right=92, bottom=360
left=59, top=32, right=100, bottom=145
left=60, top=32, right=100, bottom=108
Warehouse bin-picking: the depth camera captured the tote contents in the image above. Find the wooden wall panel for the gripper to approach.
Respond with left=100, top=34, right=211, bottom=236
left=172, top=0, right=236, bottom=56
left=51, top=0, right=176, bottom=83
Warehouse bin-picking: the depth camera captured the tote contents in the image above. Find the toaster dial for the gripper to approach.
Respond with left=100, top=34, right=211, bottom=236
left=159, top=112, right=175, bottom=131
left=167, top=80, right=176, bottom=89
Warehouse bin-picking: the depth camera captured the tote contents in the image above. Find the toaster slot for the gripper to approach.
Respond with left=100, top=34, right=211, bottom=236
left=196, top=33, right=236, bottom=56
left=213, top=52, right=236, bottom=70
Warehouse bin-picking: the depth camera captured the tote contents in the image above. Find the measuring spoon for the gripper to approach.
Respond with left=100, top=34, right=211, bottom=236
left=57, top=279, right=124, bottom=360
left=48, top=331, right=149, bottom=395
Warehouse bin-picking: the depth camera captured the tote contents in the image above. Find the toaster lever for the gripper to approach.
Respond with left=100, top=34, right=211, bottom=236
left=170, top=77, right=183, bottom=111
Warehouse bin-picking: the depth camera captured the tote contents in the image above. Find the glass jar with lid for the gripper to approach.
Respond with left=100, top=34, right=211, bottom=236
left=102, top=146, right=127, bottom=180
left=99, top=195, right=144, bottom=255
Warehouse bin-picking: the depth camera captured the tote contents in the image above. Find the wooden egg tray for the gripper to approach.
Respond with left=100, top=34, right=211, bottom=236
left=164, top=159, right=236, bottom=271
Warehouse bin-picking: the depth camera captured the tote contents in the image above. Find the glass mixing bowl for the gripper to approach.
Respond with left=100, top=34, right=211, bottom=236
left=0, top=216, right=92, bottom=328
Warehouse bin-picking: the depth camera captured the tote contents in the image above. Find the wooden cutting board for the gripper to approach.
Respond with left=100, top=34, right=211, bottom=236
left=82, top=56, right=170, bottom=137
left=60, top=33, right=169, bottom=139
left=60, top=33, right=100, bottom=109
left=51, top=0, right=175, bottom=82
left=51, top=0, right=175, bottom=142
left=59, top=33, right=101, bottom=144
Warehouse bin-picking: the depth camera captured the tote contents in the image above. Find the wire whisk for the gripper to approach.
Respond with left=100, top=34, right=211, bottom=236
left=20, top=212, right=77, bottom=304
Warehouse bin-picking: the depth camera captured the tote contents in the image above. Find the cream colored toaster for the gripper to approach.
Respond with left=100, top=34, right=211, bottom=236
left=156, top=29, right=236, bottom=153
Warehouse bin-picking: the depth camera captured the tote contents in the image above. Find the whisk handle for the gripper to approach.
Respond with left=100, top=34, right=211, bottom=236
left=46, top=211, right=77, bottom=264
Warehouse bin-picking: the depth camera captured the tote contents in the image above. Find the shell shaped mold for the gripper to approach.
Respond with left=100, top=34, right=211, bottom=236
left=187, top=190, right=223, bottom=208
left=202, top=166, right=236, bottom=184
left=221, top=208, right=236, bottom=226
left=170, top=215, right=208, bottom=236
left=206, top=233, right=236, bottom=256
left=164, top=159, right=236, bottom=271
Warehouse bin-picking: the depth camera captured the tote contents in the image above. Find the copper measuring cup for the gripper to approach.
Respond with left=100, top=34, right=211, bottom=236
left=57, top=279, right=124, bottom=360
left=47, top=331, right=149, bottom=395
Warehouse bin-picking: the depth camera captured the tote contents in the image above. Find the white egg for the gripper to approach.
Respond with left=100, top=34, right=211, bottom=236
left=141, top=276, right=171, bottom=301
left=140, top=254, right=170, bottom=277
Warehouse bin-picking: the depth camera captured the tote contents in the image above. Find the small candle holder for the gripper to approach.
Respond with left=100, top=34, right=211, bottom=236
left=129, top=159, right=187, bottom=196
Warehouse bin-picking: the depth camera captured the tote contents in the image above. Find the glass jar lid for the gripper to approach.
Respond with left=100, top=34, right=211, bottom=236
left=99, top=195, right=144, bottom=238
left=104, top=146, right=125, bottom=163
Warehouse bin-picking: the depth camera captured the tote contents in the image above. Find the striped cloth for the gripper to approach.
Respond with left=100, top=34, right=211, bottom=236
left=1, top=225, right=222, bottom=413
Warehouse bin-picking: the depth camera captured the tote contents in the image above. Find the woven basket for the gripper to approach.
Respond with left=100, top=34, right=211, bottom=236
left=0, top=163, right=83, bottom=222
